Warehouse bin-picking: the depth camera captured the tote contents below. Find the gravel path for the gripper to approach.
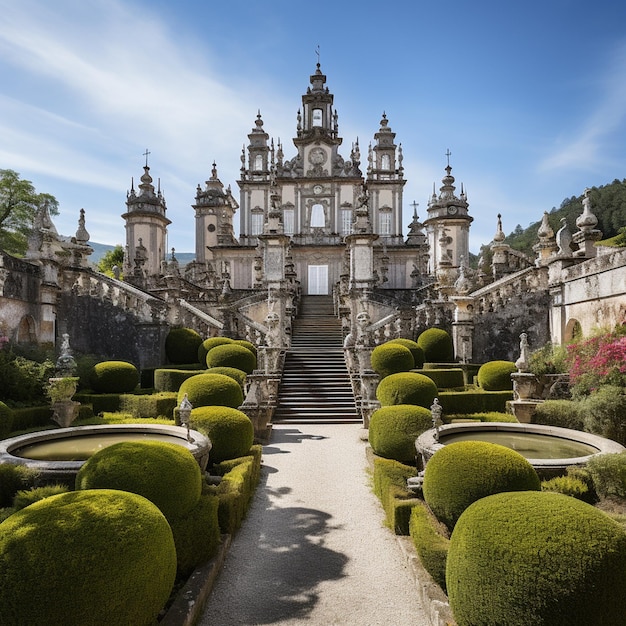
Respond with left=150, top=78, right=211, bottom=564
left=198, top=423, right=430, bottom=626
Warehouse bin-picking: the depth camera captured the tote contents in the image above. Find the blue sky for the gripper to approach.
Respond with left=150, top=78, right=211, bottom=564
left=1, top=0, right=625, bottom=254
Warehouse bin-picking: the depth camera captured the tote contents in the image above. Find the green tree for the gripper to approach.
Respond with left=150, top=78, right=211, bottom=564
left=97, top=245, right=125, bottom=278
left=0, top=170, right=59, bottom=256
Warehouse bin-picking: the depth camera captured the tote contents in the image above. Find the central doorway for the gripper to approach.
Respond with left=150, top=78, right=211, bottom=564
left=307, top=265, right=328, bottom=295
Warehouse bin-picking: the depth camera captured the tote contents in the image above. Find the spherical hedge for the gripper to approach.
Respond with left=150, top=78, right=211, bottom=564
left=89, top=360, right=139, bottom=393
left=207, top=366, right=247, bottom=389
left=369, top=404, right=432, bottom=464
left=197, top=336, right=233, bottom=365
left=447, top=491, right=626, bottom=626
left=177, top=372, right=244, bottom=409
left=75, top=440, right=202, bottom=522
left=376, top=372, right=438, bottom=408
left=232, top=339, right=257, bottom=357
left=477, top=360, right=517, bottom=391
left=389, top=338, right=425, bottom=368
left=165, top=327, right=203, bottom=365
left=190, top=405, right=254, bottom=463
left=154, top=368, right=204, bottom=393
left=423, top=441, right=540, bottom=531
left=371, top=343, right=414, bottom=378
left=417, top=328, right=454, bottom=363
left=0, top=489, right=176, bottom=626
left=205, top=343, right=257, bottom=374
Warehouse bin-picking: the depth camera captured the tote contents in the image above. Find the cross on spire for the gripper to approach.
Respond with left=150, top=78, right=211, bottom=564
left=410, top=200, right=419, bottom=213
left=143, top=148, right=151, bottom=167
left=315, top=44, right=320, bottom=65
left=445, top=148, right=452, bottom=167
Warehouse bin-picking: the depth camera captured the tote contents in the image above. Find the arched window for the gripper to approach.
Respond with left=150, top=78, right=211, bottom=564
left=381, top=154, right=391, bottom=170
left=254, top=154, right=263, bottom=171
left=310, top=203, right=325, bottom=228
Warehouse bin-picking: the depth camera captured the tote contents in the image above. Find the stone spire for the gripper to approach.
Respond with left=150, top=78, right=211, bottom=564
left=573, top=188, right=602, bottom=258
left=533, top=211, right=558, bottom=265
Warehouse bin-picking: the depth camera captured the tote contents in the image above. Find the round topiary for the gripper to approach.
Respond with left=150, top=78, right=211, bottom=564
left=423, top=441, right=540, bottom=531
left=205, top=343, right=257, bottom=374
left=232, top=339, right=257, bottom=358
left=207, top=366, right=247, bottom=389
left=369, top=404, right=432, bottom=464
left=75, top=440, right=202, bottom=522
left=477, top=360, right=517, bottom=391
left=0, top=489, right=176, bottom=626
left=90, top=360, right=139, bottom=393
left=371, top=343, right=414, bottom=378
left=417, top=328, right=454, bottom=363
left=165, top=327, right=203, bottom=365
left=376, top=372, right=438, bottom=408
left=388, top=338, right=425, bottom=368
left=197, top=336, right=234, bottom=365
left=190, top=405, right=254, bottom=463
left=447, top=491, right=626, bottom=626
left=177, top=372, right=244, bottom=409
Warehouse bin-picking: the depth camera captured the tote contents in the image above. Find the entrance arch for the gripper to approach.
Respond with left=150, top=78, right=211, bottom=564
left=564, top=318, right=582, bottom=342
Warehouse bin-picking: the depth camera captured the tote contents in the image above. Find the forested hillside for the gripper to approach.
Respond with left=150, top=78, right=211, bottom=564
left=502, top=178, right=626, bottom=257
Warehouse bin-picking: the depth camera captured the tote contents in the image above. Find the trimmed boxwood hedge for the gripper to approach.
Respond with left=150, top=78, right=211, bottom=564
left=438, top=389, right=514, bottom=414
left=177, top=373, right=244, bottom=409
left=371, top=342, right=414, bottom=378
left=207, top=366, right=247, bottom=389
left=205, top=344, right=257, bottom=374
left=369, top=404, right=432, bottom=464
left=119, top=391, right=178, bottom=419
left=388, top=338, right=425, bottom=368
left=447, top=491, right=626, bottom=626
left=409, top=501, right=449, bottom=592
left=90, top=361, right=139, bottom=393
left=232, top=339, right=257, bottom=357
left=154, top=368, right=205, bottom=393
left=197, top=337, right=234, bottom=366
left=190, top=405, right=254, bottom=463
left=372, top=457, right=419, bottom=535
left=0, top=489, right=176, bottom=626
left=75, top=440, right=203, bottom=522
left=476, top=360, right=517, bottom=391
left=417, top=328, right=454, bottom=363
left=376, top=372, right=438, bottom=408
left=423, top=441, right=541, bottom=531
left=412, top=368, right=465, bottom=390
left=165, top=327, right=203, bottom=365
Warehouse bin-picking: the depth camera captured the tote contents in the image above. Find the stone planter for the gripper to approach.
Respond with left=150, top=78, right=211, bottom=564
left=48, top=377, right=80, bottom=428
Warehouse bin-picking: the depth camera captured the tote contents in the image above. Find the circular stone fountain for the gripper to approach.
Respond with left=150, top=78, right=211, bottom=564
left=416, top=422, right=626, bottom=477
left=0, top=424, right=211, bottom=484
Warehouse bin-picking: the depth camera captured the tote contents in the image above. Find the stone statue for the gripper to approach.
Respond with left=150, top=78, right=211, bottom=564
left=431, top=398, right=443, bottom=441
left=515, top=332, right=531, bottom=372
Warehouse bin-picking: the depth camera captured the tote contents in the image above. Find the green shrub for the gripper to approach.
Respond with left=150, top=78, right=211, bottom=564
left=207, top=366, right=247, bottom=389
left=0, top=401, right=12, bottom=438
left=581, top=386, right=626, bottom=446
left=389, top=338, right=425, bottom=368
left=12, top=484, right=69, bottom=510
left=417, top=328, right=454, bottom=363
left=376, top=372, right=438, bottom=408
left=90, top=361, right=139, bottom=393
left=74, top=392, right=122, bottom=415
left=586, top=453, right=626, bottom=499
left=0, top=348, right=54, bottom=404
left=232, top=339, right=257, bottom=358
left=409, top=501, right=449, bottom=591
left=423, top=441, right=540, bottom=531
left=165, top=327, right=203, bottom=365
left=0, top=464, right=38, bottom=508
left=447, top=491, right=626, bottom=626
left=75, top=354, right=101, bottom=390
left=75, top=440, right=202, bottom=522
left=119, top=391, right=178, bottom=419
left=169, top=494, right=221, bottom=578
left=190, top=406, right=254, bottom=463
left=177, top=372, right=244, bottom=409
left=369, top=404, right=432, bottom=464
left=413, top=368, right=465, bottom=390
left=446, top=411, right=517, bottom=423
left=198, top=336, right=234, bottom=365
left=205, top=344, right=257, bottom=374
left=372, top=457, right=419, bottom=534
left=541, top=475, right=593, bottom=502
left=0, top=489, right=176, bottom=626
left=531, top=399, right=584, bottom=430
left=371, top=343, right=414, bottom=378
left=438, top=390, right=514, bottom=414
left=476, top=360, right=517, bottom=391
left=154, top=368, right=204, bottom=393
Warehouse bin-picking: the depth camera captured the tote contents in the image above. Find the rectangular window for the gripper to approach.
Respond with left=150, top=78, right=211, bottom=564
left=283, top=209, right=294, bottom=235
left=379, top=212, right=392, bottom=236
left=341, top=209, right=352, bottom=235
left=251, top=212, right=264, bottom=236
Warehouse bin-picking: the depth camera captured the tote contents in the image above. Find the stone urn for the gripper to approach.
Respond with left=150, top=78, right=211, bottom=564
left=511, top=372, right=543, bottom=401
left=48, top=377, right=80, bottom=427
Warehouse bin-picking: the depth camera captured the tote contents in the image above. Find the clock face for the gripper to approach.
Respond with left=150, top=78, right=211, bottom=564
left=313, top=184, right=323, bottom=195
left=447, top=205, right=458, bottom=215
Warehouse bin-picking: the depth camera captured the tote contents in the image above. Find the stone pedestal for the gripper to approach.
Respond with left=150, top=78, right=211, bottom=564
left=508, top=399, right=543, bottom=423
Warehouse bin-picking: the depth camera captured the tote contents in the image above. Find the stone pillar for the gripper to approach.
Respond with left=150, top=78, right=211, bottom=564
left=450, top=295, right=474, bottom=363
left=345, top=232, right=378, bottom=290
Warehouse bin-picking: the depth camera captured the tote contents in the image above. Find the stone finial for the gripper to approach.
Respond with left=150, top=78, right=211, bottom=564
left=537, top=211, right=554, bottom=241
left=576, top=188, right=598, bottom=232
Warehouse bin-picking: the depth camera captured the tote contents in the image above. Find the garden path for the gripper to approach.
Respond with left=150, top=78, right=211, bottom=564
left=198, top=423, right=430, bottom=626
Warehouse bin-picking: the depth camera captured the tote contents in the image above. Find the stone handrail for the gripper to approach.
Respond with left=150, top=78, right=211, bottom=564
left=178, top=298, right=224, bottom=331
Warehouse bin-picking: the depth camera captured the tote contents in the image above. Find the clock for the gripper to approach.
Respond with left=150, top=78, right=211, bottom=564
left=313, top=184, right=323, bottom=195
left=447, top=205, right=458, bottom=215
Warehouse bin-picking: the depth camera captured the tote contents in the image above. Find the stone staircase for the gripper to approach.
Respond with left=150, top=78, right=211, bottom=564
left=273, top=295, right=360, bottom=424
